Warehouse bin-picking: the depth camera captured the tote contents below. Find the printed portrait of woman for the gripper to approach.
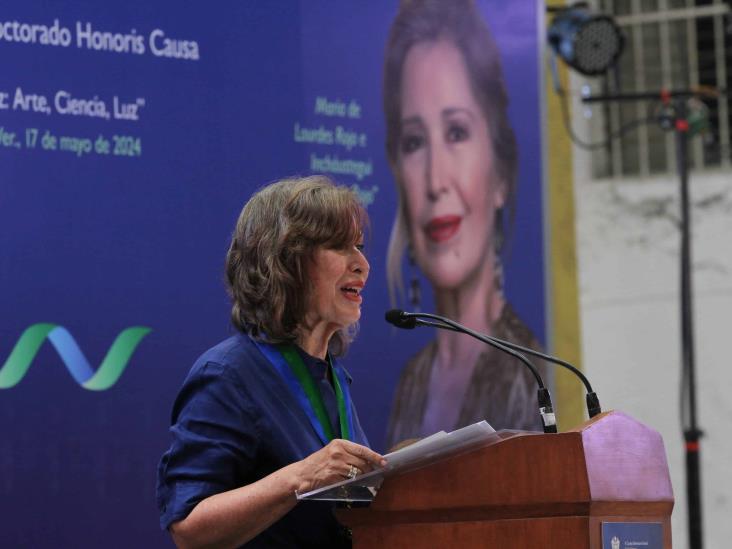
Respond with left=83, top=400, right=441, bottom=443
left=383, top=0, right=547, bottom=447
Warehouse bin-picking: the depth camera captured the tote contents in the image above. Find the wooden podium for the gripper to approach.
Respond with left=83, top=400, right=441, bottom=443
left=338, top=411, right=674, bottom=548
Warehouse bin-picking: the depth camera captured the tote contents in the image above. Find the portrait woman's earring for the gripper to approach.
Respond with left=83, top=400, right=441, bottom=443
left=494, top=209, right=505, bottom=294
left=494, top=253, right=505, bottom=294
left=407, top=245, right=421, bottom=311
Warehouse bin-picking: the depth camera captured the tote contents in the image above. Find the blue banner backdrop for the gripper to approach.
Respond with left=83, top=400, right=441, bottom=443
left=0, top=1, right=543, bottom=545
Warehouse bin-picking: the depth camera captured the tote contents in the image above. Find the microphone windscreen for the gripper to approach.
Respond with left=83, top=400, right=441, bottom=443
left=384, top=309, right=416, bottom=329
left=385, top=309, right=405, bottom=325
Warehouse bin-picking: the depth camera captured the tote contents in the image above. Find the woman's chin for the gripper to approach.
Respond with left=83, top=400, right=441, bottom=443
left=424, top=267, right=471, bottom=292
left=336, top=308, right=361, bottom=327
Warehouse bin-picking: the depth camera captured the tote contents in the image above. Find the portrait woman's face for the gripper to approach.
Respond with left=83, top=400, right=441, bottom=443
left=397, top=39, right=506, bottom=291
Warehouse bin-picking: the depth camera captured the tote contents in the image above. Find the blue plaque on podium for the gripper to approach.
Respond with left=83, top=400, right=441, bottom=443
left=602, top=522, right=663, bottom=549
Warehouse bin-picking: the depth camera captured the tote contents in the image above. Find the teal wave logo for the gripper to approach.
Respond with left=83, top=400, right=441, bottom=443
left=0, top=323, right=151, bottom=390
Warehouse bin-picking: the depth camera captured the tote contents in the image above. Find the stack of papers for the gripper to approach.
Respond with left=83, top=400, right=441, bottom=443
left=297, top=420, right=504, bottom=503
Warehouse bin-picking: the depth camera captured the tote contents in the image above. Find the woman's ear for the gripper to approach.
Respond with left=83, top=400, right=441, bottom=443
left=493, top=176, right=508, bottom=210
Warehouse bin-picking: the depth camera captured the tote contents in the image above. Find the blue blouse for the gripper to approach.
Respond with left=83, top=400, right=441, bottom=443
left=156, top=332, right=369, bottom=548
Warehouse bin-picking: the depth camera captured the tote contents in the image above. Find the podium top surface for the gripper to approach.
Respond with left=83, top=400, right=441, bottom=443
left=367, top=410, right=673, bottom=513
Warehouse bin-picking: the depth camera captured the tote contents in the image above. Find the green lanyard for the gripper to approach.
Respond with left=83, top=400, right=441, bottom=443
left=278, top=345, right=351, bottom=442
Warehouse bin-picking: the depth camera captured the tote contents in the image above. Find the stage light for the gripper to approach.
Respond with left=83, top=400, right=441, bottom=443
left=548, top=4, right=624, bottom=76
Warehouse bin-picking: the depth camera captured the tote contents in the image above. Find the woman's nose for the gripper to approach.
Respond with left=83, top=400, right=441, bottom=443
left=426, top=146, right=448, bottom=200
left=352, top=250, right=370, bottom=277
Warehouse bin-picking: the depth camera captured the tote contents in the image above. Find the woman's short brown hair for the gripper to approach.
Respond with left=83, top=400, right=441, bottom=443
left=225, top=175, right=367, bottom=355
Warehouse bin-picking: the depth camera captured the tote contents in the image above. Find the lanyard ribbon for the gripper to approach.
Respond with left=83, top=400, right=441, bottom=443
left=255, top=340, right=354, bottom=445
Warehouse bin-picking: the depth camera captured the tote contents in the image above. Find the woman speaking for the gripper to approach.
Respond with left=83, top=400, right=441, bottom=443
left=157, top=176, right=384, bottom=548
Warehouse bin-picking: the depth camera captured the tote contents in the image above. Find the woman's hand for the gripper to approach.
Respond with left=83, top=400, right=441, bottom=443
left=293, top=439, right=386, bottom=494
left=170, top=441, right=385, bottom=548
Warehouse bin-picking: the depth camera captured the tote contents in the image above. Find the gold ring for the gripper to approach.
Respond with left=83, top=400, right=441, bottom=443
left=346, top=465, right=359, bottom=479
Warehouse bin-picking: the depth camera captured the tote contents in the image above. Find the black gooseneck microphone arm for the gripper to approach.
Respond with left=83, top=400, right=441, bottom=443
left=385, top=309, right=558, bottom=434
left=415, top=317, right=601, bottom=419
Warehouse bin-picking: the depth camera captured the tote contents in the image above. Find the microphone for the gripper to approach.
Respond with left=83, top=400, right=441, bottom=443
left=387, top=309, right=602, bottom=420
left=385, top=309, right=557, bottom=434
left=384, top=308, right=417, bottom=329
left=411, top=315, right=602, bottom=419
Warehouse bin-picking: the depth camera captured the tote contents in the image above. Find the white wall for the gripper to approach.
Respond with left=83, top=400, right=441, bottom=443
left=572, top=122, right=732, bottom=547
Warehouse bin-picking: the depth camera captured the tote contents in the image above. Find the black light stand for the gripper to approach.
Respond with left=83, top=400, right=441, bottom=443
left=583, top=89, right=704, bottom=549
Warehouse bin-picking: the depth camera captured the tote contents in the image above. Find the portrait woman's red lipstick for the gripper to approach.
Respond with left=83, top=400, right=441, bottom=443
left=425, top=215, right=462, bottom=242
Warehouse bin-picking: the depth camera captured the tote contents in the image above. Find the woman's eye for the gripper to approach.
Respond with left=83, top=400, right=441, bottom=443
left=400, top=133, right=424, bottom=154
left=446, top=124, right=469, bottom=143
left=355, top=243, right=365, bottom=252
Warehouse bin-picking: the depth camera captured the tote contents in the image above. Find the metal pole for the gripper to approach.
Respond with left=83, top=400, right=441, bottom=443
left=675, top=101, right=703, bottom=549
left=581, top=90, right=708, bottom=547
